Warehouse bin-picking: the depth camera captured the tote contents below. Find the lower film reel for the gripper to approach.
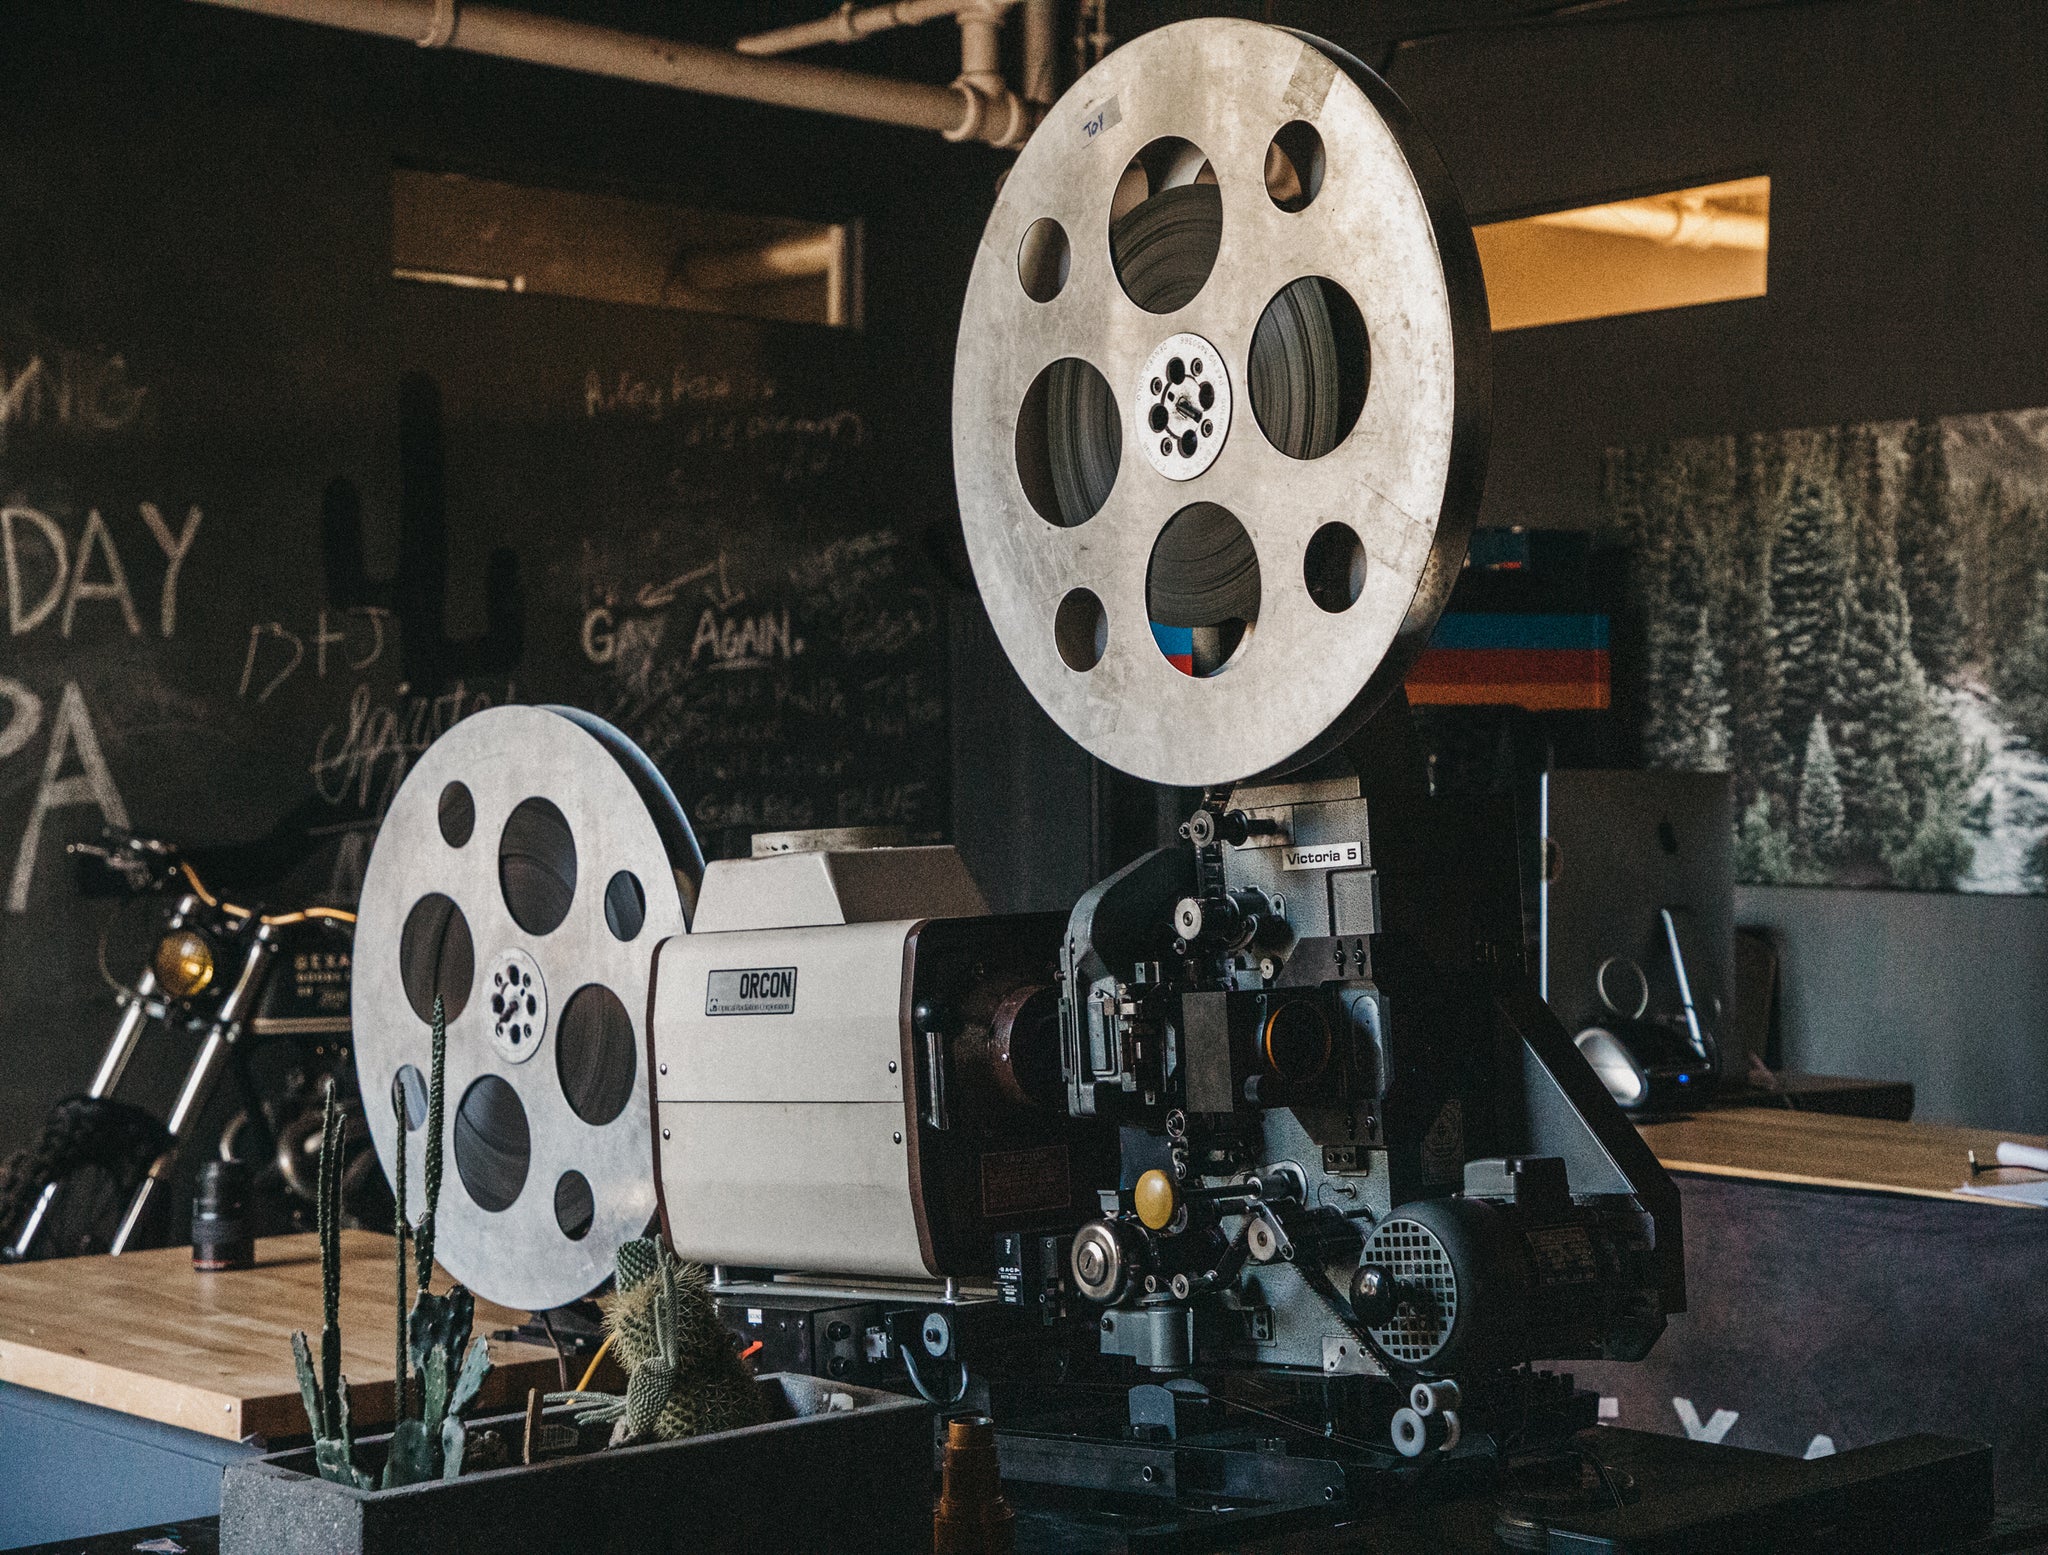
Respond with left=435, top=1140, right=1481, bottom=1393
left=352, top=705, right=701, bottom=1313
left=953, top=19, right=1490, bottom=788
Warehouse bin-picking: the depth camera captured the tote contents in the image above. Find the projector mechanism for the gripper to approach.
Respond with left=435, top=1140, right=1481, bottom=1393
left=351, top=18, right=1683, bottom=1514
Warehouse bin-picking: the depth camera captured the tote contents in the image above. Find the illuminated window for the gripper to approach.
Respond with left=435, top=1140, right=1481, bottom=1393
left=391, top=169, right=859, bottom=327
left=1472, top=176, right=1767, bottom=332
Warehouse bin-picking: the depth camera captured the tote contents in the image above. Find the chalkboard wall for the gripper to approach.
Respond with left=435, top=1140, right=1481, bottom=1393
left=0, top=0, right=1019, bottom=1159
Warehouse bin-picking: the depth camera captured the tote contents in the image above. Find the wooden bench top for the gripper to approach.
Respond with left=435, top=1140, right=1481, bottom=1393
left=1639, top=1106, right=2048, bottom=1207
left=0, top=1230, right=566, bottom=1441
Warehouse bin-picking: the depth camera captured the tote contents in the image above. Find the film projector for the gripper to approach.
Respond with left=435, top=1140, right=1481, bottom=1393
left=352, top=18, right=1700, bottom=1539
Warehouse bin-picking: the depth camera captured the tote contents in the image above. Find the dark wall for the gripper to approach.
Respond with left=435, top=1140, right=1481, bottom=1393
left=0, top=0, right=1066, bottom=1159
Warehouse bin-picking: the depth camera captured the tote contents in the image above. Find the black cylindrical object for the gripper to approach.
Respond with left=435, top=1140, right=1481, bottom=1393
left=192, top=1159, right=254, bottom=1271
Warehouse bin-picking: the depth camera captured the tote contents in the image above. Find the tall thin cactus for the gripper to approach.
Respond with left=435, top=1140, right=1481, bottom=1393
left=292, top=1082, right=370, bottom=1487
left=415, top=994, right=446, bottom=1290
left=392, top=1077, right=410, bottom=1421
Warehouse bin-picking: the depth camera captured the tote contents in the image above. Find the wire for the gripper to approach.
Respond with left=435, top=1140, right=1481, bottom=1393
left=573, top=1330, right=616, bottom=1394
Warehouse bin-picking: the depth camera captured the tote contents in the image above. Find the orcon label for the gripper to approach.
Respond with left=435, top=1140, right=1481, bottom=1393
left=705, top=966, right=798, bottom=1016
left=1281, top=841, right=1364, bottom=871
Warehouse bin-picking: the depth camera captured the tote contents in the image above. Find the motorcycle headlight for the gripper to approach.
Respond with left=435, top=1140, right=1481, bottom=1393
left=154, top=928, right=217, bottom=999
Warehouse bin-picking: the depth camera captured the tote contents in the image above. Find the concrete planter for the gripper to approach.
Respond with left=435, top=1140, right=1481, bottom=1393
left=220, top=1373, right=932, bottom=1555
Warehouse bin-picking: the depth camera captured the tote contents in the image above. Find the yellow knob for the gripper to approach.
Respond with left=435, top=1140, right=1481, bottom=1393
left=1134, top=1169, right=1180, bottom=1231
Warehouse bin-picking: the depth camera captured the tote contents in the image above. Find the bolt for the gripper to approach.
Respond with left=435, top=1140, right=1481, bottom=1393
left=1191, top=358, right=1204, bottom=375
left=888, top=1060, right=898, bottom=1073
left=1141, top=1465, right=1156, bottom=1483
left=892, top=1131, right=903, bottom=1144
left=659, top=1062, right=668, bottom=1075
left=1160, top=437, right=1173, bottom=456
left=1324, top=1486, right=1337, bottom=1502
left=1202, top=420, right=1213, bottom=436
left=662, top=1128, right=671, bottom=1140
left=1151, top=376, right=1163, bottom=394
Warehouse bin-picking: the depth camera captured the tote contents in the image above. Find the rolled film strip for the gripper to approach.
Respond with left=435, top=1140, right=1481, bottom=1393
left=352, top=705, right=701, bottom=1313
left=953, top=19, right=1491, bottom=788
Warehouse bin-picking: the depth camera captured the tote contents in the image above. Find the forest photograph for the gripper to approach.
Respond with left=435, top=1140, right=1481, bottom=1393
left=1608, top=406, right=2048, bottom=895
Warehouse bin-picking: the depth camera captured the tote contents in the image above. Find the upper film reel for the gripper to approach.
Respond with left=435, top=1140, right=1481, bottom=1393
left=352, top=705, right=702, bottom=1313
left=954, top=21, right=1490, bottom=787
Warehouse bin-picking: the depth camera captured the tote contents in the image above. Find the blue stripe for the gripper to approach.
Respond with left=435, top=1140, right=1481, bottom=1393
left=1428, top=613, right=1609, bottom=651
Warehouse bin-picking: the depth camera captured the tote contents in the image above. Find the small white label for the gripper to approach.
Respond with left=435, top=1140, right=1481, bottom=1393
left=706, top=966, right=797, bottom=1016
left=1281, top=841, right=1363, bottom=871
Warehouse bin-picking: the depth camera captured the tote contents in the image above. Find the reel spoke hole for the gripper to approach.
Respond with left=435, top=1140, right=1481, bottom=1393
left=1017, top=358, right=1120, bottom=526
left=499, top=796, right=577, bottom=936
left=438, top=781, right=475, bottom=847
left=604, top=869, right=647, bottom=941
left=1054, top=587, right=1108, bottom=672
left=454, top=1074, right=530, bottom=1213
left=1111, top=137, right=1221, bottom=315
left=1147, top=503, right=1259, bottom=677
left=1017, top=217, right=1071, bottom=303
left=1305, top=521, right=1367, bottom=613
left=1249, top=276, right=1370, bottom=461
left=399, top=892, right=473, bottom=1023
left=554, top=1170, right=595, bottom=1241
left=556, top=983, right=637, bottom=1127
left=392, top=1065, right=428, bottom=1131
left=1264, top=121, right=1326, bottom=212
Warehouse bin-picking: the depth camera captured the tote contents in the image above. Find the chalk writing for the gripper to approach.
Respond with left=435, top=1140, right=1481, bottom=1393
left=0, top=340, right=149, bottom=457
left=5, top=680, right=129, bottom=913
left=238, top=608, right=394, bottom=702
left=308, top=679, right=509, bottom=814
left=2, top=502, right=200, bottom=639
left=583, top=367, right=776, bottom=422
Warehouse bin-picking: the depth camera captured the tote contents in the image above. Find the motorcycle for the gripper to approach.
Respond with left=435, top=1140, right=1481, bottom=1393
left=0, top=829, right=384, bottom=1260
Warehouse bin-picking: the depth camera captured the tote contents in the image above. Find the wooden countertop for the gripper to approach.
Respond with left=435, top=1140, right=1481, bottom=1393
left=1639, top=1106, right=2048, bottom=1208
left=0, top=1231, right=566, bottom=1441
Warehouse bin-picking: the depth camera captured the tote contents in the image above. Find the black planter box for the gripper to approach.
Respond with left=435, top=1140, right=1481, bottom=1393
left=219, top=1373, right=933, bottom=1554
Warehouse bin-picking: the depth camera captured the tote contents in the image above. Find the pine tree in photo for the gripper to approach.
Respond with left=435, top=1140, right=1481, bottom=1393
left=1727, top=432, right=1788, bottom=811
left=1894, top=420, right=1965, bottom=683
left=1997, top=571, right=2048, bottom=750
left=1769, top=476, right=1849, bottom=781
left=1985, top=477, right=2040, bottom=654
left=1829, top=476, right=1918, bottom=848
left=1793, top=714, right=1845, bottom=868
left=1734, top=791, right=1796, bottom=885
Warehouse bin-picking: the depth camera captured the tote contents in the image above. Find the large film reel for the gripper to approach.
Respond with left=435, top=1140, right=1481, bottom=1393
left=353, top=706, right=701, bottom=1312
left=954, top=20, right=1490, bottom=787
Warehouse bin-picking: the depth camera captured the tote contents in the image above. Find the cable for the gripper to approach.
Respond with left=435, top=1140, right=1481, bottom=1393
left=573, top=1330, right=616, bottom=1394
left=899, top=1333, right=969, bottom=1406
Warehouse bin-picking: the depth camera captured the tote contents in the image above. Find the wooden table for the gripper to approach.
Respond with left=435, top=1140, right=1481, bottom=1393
left=0, top=1231, right=564, bottom=1441
left=1638, top=1106, right=2048, bottom=1206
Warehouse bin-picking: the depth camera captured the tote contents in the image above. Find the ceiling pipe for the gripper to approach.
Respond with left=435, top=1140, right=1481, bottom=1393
left=1530, top=197, right=1769, bottom=251
left=185, top=0, right=1024, bottom=145
left=1021, top=0, right=1058, bottom=108
left=735, top=0, right=979, bottom=57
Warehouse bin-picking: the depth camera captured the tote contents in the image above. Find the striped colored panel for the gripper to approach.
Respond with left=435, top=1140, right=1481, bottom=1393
left=1151, top=621, right=1195, bottom=676
left=1408, top=614, right=1610, bottom=710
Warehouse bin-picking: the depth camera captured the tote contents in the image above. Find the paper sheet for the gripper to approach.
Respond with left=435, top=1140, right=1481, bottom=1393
left=1956, top=1177, right=2048, bottom=1205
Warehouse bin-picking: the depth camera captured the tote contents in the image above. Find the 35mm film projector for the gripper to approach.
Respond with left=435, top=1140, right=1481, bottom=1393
left=351, top=21, right=1993, bottom=1549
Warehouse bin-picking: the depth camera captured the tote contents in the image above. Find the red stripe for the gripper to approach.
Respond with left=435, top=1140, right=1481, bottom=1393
left=1407, top=648, right=1609, bottom=687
